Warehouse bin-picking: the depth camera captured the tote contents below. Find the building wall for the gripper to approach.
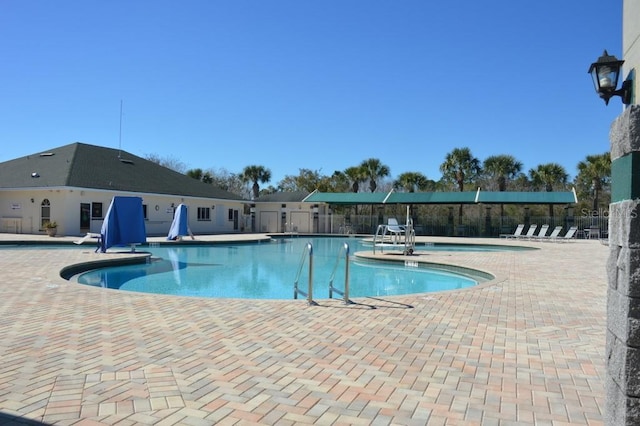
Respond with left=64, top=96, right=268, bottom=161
left=254, top=202, right=330, bottom=233
left=0, top=188, right=73, bottom=234
left=605, top=3, right=640, bottom=424
left=623, top=0, right=639, bottom=103
left=0, top=187, right=246, bottom=237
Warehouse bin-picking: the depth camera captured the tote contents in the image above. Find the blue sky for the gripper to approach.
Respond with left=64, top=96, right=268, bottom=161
left=0, top=1, right=624, bottom=187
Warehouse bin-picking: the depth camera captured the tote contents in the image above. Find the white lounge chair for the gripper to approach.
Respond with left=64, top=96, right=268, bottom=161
left=74, top=232, right=101, bottom=245
left=516, top=224, right=538, bottom=239
left=529, top=224, right=549, bottom=240
left=553, top=226, right=578, bottom=242
left=500, top=224, right=525, bottom=239
left=538, top=225, right=563, bottom=241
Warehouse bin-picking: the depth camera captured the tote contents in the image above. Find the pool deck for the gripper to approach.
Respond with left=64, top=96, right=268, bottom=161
left=0, top=233, right=608, bottom=425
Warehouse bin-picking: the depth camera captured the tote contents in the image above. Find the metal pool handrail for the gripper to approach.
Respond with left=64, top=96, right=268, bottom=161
left=293, top=242, right=316, bottom=305
left=328, top=242, right=352, bottom=305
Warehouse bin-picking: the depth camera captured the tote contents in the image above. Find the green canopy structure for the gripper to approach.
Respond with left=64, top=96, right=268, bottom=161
left=302, top=188, right=578, bottom=206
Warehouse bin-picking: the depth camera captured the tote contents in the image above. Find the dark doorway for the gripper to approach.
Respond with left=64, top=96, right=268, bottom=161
left=80, top=203, right=90, bottom=232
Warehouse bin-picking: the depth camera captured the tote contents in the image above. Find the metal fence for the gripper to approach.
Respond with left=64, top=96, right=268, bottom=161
left=239, top=211, right=609, bottom=239
left=320, top=213, right=608, bottom=239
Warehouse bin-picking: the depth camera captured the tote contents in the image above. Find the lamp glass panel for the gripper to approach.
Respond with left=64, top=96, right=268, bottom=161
left=599, top=65, right=619, bottom=89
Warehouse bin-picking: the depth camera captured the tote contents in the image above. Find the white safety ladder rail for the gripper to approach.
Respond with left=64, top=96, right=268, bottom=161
left=328, top=242, right=353, bottom=304
left=373, top=224, right=387, bottom=254
left=293, top=242, right=317, bottom=305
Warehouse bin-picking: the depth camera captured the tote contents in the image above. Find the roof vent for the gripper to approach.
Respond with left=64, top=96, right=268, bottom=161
left=119, top=158, right=134, bottom=165
left=39, top=152, right=54, bottom=157
left=31, top=172, right=40, bottom=178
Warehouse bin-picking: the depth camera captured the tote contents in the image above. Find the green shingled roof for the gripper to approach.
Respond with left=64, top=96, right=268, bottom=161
left=0, top=142, right=246, bottom=200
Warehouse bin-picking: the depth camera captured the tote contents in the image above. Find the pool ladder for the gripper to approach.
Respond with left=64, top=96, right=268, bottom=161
left=293, top=243, right=316, bottom=305
left=328, top=242, right=353, bottom=305
left=294, top=242, right=352, bottom=306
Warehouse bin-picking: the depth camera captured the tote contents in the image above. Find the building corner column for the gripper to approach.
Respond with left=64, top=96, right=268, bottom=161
left=607, top=105, right=640, bottom=425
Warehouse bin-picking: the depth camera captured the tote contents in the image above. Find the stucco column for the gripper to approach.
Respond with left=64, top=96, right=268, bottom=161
left=606, top=105, right=640, bottom=425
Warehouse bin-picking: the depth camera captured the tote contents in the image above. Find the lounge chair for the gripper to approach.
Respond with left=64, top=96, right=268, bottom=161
left=538, top=225, right=563, bottom=241
left=553, top=226, right=578, bottom=242
left=529, top=224, right=549, bottom=240
left=516, top=224, right=538, bottom=239
left=73, top=232, right=101, bottom=245
left=500, top=224, right=525, bottom=239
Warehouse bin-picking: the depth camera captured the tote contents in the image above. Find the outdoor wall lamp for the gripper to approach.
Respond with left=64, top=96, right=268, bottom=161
left=588, top=50, right=632, bottom=105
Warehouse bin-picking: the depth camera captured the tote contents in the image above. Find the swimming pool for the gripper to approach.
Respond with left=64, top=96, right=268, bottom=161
left=72, top=237, right=494, bottom=300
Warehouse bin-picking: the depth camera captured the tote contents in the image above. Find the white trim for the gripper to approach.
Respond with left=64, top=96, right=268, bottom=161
left=382, top=189, right=394, bottom=204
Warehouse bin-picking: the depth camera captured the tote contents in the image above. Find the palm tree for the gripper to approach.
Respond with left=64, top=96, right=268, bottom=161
left=576, top=153, right=611, bottom=211
left=529, top=163, right=568, bottom=218
left=394, top=172, right=434, bottom=222
left=328, top=170, right=352, bottom=193
left=241, top=165, right=272, bottom=200
left=343, top=166, right=368, bottom=217
left=186, top=168, right=204, bottom=181
left=186, top=168, right=214, bottom=184
left=483, top=155, right=523, bottom=221
left=360, top=158, right=390, bottom=193
left=439, top=147, right=481, bottom=221
left=393, top=172, right=432, bottom=193
left=483, top=155, right=523, bottom=191
left=344, top=166, right=367, bottom=193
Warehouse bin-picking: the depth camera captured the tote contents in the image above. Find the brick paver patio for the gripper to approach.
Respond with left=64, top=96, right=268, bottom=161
left=0, top=234, right=607, bottom=425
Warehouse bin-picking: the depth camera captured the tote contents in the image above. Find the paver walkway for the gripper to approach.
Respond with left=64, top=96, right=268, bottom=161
left=0, top=234, right=608, bottom=425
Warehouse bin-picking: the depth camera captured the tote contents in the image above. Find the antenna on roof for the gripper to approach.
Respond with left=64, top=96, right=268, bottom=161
left=118, top=100, right=123, bottom=158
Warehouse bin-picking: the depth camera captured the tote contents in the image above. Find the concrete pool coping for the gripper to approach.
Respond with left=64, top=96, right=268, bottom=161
left=0, top=232, right=608, bottom=425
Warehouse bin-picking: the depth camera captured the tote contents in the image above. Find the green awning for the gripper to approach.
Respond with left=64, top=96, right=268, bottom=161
left=302, top=192, right=389, bottom=204
left=303, top=189, right=577, bottom=205
left=386, top=192, right=478, bottom=204
left=476, top=191, right=577, bottom=204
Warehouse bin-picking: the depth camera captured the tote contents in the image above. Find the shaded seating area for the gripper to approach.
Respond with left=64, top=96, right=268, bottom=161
left=303, top=189, right=582, bottom=238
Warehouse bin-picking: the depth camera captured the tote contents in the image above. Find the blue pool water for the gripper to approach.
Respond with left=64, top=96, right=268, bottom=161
left=74, top=237, right=494, bottom=300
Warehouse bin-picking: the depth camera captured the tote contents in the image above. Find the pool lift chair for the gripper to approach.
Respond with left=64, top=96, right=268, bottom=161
left=373, top=208, right=416, bottom=255
left=387, top=218, right=405, bottom=242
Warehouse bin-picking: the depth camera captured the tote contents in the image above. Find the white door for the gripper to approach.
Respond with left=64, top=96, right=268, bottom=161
left=290, top=211, right=310, bottom=233
left=259, top=211, right=278, bottom=232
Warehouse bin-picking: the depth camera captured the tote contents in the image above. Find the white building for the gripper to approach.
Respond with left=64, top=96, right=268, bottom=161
left=0, top=142, right=249, bottom=236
